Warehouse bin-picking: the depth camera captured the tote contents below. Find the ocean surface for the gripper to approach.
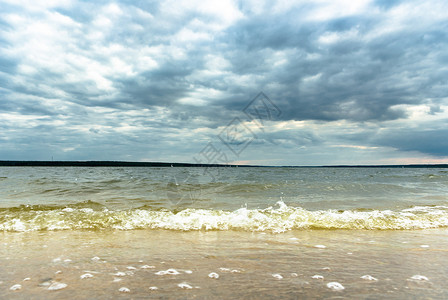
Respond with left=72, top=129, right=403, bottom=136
left=1, top=166, right=448, bottom=299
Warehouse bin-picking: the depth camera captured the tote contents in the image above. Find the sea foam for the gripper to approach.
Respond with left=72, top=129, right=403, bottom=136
left=2, top=201, right=448, bottom=232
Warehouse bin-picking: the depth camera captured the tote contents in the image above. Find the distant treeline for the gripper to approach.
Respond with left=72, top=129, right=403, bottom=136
left=0, top=161, right=246, bottom=167
left=321, top=164, right=448, bottom=168
left=0, top=161, right=447, bottom=168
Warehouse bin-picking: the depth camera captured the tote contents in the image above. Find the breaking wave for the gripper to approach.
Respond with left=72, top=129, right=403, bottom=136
left=1, top=201, right=448, bottom=232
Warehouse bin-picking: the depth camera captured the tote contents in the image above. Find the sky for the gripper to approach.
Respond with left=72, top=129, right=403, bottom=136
left=0, top=0, right=448, bottom=166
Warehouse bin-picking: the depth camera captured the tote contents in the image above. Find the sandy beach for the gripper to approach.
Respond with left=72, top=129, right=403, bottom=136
left=2, top=228, right=448, bottom=299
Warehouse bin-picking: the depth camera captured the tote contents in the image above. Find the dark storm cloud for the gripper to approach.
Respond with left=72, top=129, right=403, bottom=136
left=1, top=0, right=447, bottom=163
left=119, top=63, right=197, bottom=107
left=216, top=6, right=448, bottom=123
left=4, top=0, right=445, bottom=123
left=373, top=128, right=448, bottom=156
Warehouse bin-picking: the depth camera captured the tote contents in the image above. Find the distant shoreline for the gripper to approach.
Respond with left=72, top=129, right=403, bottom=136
left=0, top=160, right=447, bottom=168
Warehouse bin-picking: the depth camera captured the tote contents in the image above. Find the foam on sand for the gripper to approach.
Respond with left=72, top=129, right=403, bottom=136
left=118, top=287, right=130, bottom=293
left=410, top=275, right=429, bottom=281
left=10, top=284, right=22, bottom=291
left=178, top=282, right=193, bottom=289
left=361, top=275, right=378, bottom=281
left=48, top=282, right=67, bottom=291
left=155, top=268, right=180, bottom=275
left=327, top=282, right=345, bottom=291
left=140, top=265, right=155, bottom=269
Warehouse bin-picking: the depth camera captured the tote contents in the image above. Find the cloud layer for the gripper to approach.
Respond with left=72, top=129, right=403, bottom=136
left=1, top=0, right=448, bottom=165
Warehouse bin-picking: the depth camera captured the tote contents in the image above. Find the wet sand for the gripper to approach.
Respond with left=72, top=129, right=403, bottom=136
left=2, top=229, right=448, bottom=299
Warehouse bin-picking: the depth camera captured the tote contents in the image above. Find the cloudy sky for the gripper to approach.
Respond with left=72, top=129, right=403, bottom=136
left=1, top=0, right=447, bottom=166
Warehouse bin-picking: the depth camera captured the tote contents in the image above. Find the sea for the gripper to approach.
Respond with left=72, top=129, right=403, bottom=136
left=1, top=166, right=448, bottom=299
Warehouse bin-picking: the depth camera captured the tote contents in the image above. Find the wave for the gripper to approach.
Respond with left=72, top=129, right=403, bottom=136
left=1, top=201, right=448, bottom=232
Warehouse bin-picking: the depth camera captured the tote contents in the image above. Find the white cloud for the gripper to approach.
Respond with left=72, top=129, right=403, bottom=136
left=318, top=28, right=360, bottom=44
left=160, top=0, right=243, bottom=29
left=1, top=0, right=73, bottom=11
left=305, top=0, right=372, bottom=21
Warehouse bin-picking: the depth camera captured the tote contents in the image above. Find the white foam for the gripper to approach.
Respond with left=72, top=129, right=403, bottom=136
left=314, top=245, right=326, bottom=249
left=272, top=274, right=283, bottom=279
left=80, top=273, right=94, bottom=279
left=39, top=281, right=51, bottom=287
left=62, top=208, right=74, bottom=212
left=113, top=278, right=122, bottom=282
left=178, top=282, right=193, bottom=289
left=410, top=275, right=429, bottom=281
left=327, top=282, right=345, bottom=291
left=10, top=284, right=22, bottom=291
left=91, top=256, right=100, bottom=261
left=9, top=219, right=26, bottom=231
left=420, top=245, right=430, bottom=248
left=184, top=270, right=193, bottom=274
left=23, top=278, right=31, bottom=281
left=141, top=265, right=155, bottom=269
left=113, top=272, right=126, bottom=277
left=6, top=202, right=448, bottom=232
left=83, top=270, right=100, bottom=274
left=149, top=286, right=158, bottom=290
left=291, top=273, right=298, bottom=277
left=126, top=266, right=137, bottom=270
left=155, top=268, right=180, bottom=275
left=218, top=267, right=242, bottom=273
left=119, top=287, right=130, bottom=293
left=208, top=272, right=219, bottom=279
left=312, top=275, right=324, bottom=279
left=361, top=275, right=377, bottom=281
left=48, top=282, right=67, bottom=291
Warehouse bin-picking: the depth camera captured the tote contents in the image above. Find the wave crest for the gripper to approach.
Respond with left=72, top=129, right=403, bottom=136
left=1, top=201, right=448, bottom=232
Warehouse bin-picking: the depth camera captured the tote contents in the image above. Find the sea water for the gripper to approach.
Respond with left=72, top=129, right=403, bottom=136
left=1, top=167, right=448, bottom=299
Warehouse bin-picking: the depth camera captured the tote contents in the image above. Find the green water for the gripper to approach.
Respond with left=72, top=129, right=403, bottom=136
left=1, top=167, right=448, bottom=299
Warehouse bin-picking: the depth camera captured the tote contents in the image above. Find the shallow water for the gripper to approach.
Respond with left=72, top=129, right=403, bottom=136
left=1, top=166, right=448, bottom=211
left=1, top=166, right=448, bottom=298
left=2, top=229, right=448, bottom=299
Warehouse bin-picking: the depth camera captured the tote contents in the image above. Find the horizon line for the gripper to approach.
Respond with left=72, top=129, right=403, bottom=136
left=1, top=160, right=448, bottom=168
